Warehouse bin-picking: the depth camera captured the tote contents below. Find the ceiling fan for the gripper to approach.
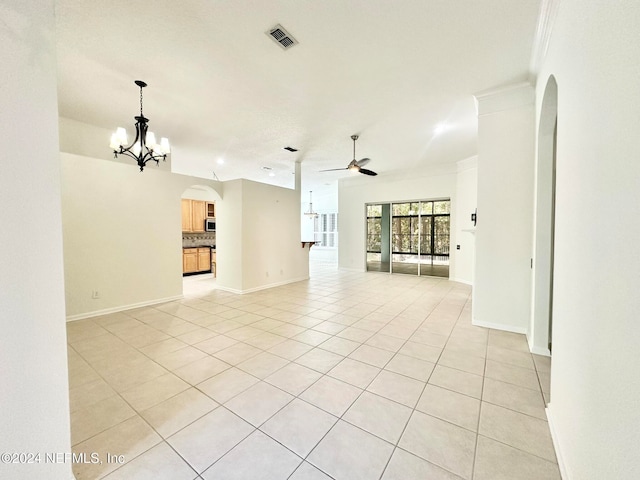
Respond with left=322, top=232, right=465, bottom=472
left=320, top=134, right=377, bottom=176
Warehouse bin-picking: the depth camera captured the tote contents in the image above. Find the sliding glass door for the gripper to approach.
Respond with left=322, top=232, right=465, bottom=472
left=391, top=202, right=420, bottom=275
left=366, top=199, right=450, bottom=277
left=418, top=200, right=450, bottom=277
left=366, top=204, right=390, bottom=272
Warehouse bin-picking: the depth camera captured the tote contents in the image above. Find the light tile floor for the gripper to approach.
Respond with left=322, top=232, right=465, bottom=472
left=67, top=265, right=557, bottom=480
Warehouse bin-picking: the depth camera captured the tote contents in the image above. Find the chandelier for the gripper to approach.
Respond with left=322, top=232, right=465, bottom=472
left=110, top=80, right=170, bottom=172
left=304, top=191, right=319, bottom=218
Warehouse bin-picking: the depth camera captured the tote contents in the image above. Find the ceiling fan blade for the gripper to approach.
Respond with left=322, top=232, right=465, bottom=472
left=356, top=158, right=371, bottom=167
left=359, top=168, right=377, bottom=176
left=319, top=167, right=348, bottom=172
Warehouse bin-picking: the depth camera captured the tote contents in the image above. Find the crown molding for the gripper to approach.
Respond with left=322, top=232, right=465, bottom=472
left=473, top=82, right=535, bottom=116
left=529, top=0, right=562, bottom=82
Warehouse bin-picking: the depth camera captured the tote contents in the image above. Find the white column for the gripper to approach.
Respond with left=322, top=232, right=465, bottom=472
left=473, top=83, right=535, bottom=334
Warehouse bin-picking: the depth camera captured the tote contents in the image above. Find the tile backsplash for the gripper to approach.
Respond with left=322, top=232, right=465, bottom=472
left=182, top=232, right=216, bottom=248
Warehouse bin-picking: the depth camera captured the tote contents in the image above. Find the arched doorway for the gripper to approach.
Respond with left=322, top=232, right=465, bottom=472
left=531, top=76, right=558, bottom=357
left=181, top=185, right=221, bottom=295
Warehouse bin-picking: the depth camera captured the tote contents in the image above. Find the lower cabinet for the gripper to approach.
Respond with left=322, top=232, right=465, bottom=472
left=197, top=248, right=211, bottom=271
left=183, top=247, right=211, bottom=274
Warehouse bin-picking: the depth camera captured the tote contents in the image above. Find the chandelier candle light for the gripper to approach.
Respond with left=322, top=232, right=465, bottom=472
left=110, top=80, right=170, bottom=172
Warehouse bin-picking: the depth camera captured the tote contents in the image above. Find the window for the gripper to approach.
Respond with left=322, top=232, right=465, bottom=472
left=314, top=213, right=338, bottom=247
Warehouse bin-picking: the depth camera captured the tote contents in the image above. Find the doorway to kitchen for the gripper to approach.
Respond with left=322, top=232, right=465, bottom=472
left=181, top=185, right=219, bottom=296
left=366, top=199, right=450, bottom=277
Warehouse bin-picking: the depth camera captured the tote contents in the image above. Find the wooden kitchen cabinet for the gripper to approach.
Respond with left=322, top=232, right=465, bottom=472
left=206, top=202, right=216, bottom=218
left=183, top=247, right=212, bottom=274
left=181, top=199, right=192, bottom=232
left=197, top=248, right=211, bottom=271
left=183, top=248, right=198, bottom=273
left=181, top=199, right=207, bottom=232
left=191, top=201, right=206, bottom=232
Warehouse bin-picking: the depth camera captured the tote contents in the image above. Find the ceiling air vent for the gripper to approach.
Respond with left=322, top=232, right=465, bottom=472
left=283, top=146, right=298, bottom=152
left=267, top=24, right=298, bottom=50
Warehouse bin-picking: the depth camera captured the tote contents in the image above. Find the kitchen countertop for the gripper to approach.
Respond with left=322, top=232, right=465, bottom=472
left=183, top=245, right=215, bottom=249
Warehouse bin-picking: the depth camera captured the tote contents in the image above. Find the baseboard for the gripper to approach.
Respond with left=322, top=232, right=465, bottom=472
left=215, top=276, right=310, bottom=295
left=450, top=277, right=473, bottom=286
left=66, top=295, right=184, bottom=322
left=530, top=344, right=551, bottom=356
left=546, top=404, right=569, bottom=479
left=472, top=318, right=528, bottom=334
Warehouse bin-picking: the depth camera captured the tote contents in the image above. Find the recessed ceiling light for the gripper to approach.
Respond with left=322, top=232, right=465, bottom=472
left=217, top=158, right=225, bottom=165
left=268, top=172, right=276, bottom=177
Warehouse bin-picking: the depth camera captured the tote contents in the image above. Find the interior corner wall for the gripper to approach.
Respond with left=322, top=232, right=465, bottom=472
left=60, top=153, right=217, bottom=319
left=0, top=1, right=73, bottom=479
left=216, top=179, right=309, bottom=293
left=536, top=1, right=640, bottom=478
left=338, top=168, right=474, bottom=283
left=473, top=91, right=534, bottom=333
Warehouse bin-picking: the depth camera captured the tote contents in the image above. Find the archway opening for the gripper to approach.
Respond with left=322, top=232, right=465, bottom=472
left=180, top=185, right=221, bottom=296
left=531, top=75, right=558, bottom=362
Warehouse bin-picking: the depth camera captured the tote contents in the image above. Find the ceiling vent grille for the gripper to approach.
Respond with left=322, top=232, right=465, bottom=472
left=267, top=24, right=298, bottom=50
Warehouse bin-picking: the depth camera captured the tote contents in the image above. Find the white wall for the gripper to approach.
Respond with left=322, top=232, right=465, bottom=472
left=61, top=153, right=221, bottom=319
left=216, top=180, right=244, bottom=291
left=337, top=165, right=475, bottom=283
left=536, top=1, right=640, bottom=478
left=217, top=179, right=310, bottom=293
left=0, top=2, right=73, bottom=479
left=473, top=84, right=535, bottom=333
left=454, top=157, right=478, bottom=284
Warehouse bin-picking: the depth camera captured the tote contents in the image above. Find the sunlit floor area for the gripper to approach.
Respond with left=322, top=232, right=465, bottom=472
left=366, top=261, right=450, bottom=277
left=67, top=263, right=556, bottom=480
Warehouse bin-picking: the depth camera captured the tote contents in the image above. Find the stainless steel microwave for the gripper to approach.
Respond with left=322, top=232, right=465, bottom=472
left=205, top=218, right=216, bottom=231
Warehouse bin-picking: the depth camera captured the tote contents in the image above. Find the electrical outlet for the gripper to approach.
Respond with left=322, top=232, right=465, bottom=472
left=91, top=290, right=100, bottom=299
left=266, top=272, right=269, bottom=277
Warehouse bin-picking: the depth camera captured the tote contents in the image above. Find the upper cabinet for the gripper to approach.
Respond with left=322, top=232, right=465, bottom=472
left=190, top=201, right=206, bottom=232
left=181, top=199, right=207, bottom=233
left=206, top=202, right=215, bottom=218
left=181, top=199, right=192, bottom=232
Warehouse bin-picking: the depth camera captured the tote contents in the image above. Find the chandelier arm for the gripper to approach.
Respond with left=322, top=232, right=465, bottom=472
left=115, top=145, right=166, bottom=165
left=115, top=149, right=143, bottom=163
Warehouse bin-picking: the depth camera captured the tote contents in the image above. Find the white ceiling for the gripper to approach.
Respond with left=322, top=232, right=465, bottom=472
left=55, top=0, right=541, bottom=195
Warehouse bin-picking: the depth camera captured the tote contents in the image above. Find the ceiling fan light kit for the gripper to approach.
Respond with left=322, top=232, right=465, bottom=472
left=110, top=80, right=171, bottom=172
left=320, top=134, right=378, bottom=176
